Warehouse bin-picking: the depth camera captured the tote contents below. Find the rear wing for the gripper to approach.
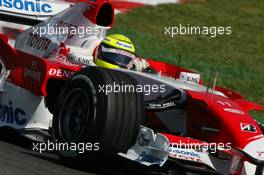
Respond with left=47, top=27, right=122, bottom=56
left=0, top=0, right=71, bottom=25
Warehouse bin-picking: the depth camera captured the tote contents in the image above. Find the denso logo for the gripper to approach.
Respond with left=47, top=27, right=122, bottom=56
left=48, top=68, right=75, bottom=79
left=0, top=101, right=27, bottom=126
left=0, top=0, right=52, bottom=13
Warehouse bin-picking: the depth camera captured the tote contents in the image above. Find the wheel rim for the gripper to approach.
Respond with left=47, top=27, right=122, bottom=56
left=59, top=88, right=90, bottom=142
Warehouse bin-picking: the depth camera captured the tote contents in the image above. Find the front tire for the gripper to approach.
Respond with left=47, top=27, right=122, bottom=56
left=52, top=67, right=144, bottom=165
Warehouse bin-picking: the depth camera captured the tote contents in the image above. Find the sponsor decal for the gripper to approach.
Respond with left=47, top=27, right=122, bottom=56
left=31, top=60, right=37, bottom=69
left=148, top=102, right=175, bottom=108
left=257, top=151, right=264, bottom=160
left=217, top=100, right=231, bottom=107
left=49, top=57, right=79, bottom=67
left=27, top=33, right=51, bottom=52
left=137, top=132, right=151, bottom=147
left=224, top=108, right=245, bottom=115
left=48, top=68, right=75, bottom=79
left=116, top=41, right=133, bottom=49
left=24, top=60, right=41, bottom=82
left=168, top=147, right=202, bottom=162
left=240, top=123, right=257, bottom=133
left=179, top=72, right=200, bottom=85
left=76, top=57, right=92, bottom=65
left=217, top=101, right=245, bottom=115
left=24, top=68, right=41, bottom=82
left=68, top=53, right=93, bottom=66
left=0, top=0, right=52, bottom=13
left=138, top=151, right=164, bottom=164
left=0, top=101, right=26, bottom=126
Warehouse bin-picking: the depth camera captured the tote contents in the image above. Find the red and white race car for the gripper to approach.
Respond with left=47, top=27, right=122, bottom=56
left=0, top=0, right=263, bottom=175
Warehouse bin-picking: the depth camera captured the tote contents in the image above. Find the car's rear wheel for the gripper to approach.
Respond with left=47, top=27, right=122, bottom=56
left=52, top=67, right=144, bottom=166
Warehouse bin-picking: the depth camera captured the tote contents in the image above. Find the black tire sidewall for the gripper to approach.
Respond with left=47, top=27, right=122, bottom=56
left=52, top=67, right=145, bottom=162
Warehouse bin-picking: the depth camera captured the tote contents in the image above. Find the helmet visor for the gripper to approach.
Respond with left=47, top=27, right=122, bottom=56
left=98, top=45, right=136, bottom=68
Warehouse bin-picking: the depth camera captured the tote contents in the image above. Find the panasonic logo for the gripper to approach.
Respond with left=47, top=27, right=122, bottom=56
left=0, top=0, right=52, bottom=13
left=116, top=41, right=132, bottom=49
left=169, top=147, right=201, bottom=158
left=0, top=101, right=27, bottom=126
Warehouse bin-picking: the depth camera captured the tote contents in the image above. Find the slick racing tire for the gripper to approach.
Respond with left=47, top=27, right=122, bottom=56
left=52, top=66, right=144, bottom=166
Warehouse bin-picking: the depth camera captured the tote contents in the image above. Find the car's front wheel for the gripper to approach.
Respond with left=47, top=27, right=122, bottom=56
left=52, top=67, right=144, bottom=166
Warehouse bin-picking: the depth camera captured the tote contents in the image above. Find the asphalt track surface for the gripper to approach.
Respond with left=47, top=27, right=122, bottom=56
left=0, top=128, right=176, bottom=175
left=0, top=129, right=96, bottom=175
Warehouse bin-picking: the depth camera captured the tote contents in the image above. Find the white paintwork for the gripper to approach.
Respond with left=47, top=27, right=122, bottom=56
left=0, top=81, right=52, bottom=130
left=0, top=0, right=70, bottom=20
left=241, top=161, right=257, bottom=175
left=168, top=146, right=231, bottom=173
left=119, top=125, right=169, bottom=167
left=244, top=137, right=264, bottom=161
left=15, top=2, right=108, bottom=61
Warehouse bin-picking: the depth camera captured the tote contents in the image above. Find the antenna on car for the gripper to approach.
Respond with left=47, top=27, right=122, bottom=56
left=177, top=54, right=182, bottom=67
left=206, top=66, right=214, bottom=93
left=206, top=66, right=219, bottom=94
left=212, top=71, right=219, bottom=93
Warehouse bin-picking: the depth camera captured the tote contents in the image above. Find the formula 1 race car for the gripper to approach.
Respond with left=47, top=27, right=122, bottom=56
left=0, top=0, right=264, bottom=175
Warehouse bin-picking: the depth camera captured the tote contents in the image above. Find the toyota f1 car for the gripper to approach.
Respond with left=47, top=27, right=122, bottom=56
left=0, top=0, right=264, bottom=175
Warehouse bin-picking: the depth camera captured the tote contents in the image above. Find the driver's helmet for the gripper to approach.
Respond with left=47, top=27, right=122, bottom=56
left=94, top=34, right=136, bottom=69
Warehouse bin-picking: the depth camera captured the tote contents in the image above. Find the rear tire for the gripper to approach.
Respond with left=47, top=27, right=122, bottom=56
left=52, top=67, right=144, bottom=167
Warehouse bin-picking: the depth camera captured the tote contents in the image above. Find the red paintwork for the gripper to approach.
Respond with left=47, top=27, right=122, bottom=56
left=82, top=0, right=115, bottom=27
left=17, top=50, right=82, bottom=96
left=62, top=0, right=147, bottom=12
left=147, top=59, right=193, bottom=78
left=158, top=89, right=263, bottom=150
left=147, top=59, right=203, bottom=84
left=0, top=36, right=82, bottom=96
left=0, top=34, right=8, bottom=42
left=186, top=91, right=263, bottom=149
left=111, top=1, right=146, bottom=12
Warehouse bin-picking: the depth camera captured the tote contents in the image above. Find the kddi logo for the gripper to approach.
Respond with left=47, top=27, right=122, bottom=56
left=0, top=101, right=27, bottom=126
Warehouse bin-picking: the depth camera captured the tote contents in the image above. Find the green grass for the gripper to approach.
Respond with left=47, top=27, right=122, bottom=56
left=109, top=0, right=264, bottom=122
